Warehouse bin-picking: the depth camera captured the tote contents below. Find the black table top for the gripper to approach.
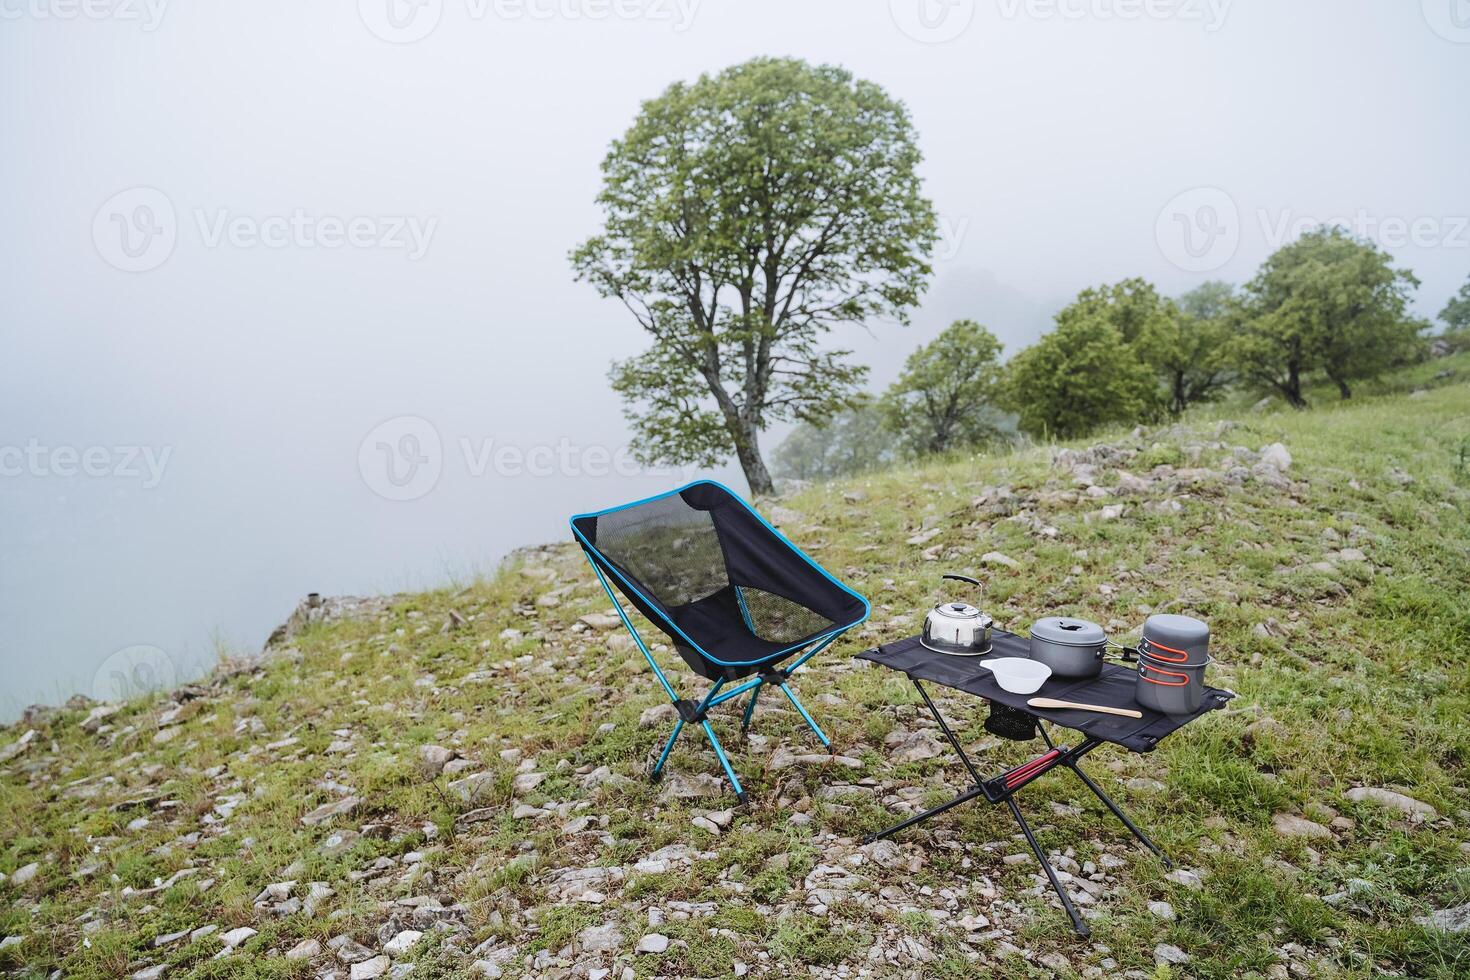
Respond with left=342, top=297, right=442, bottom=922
left=858, top=629, right=1234, bottom=754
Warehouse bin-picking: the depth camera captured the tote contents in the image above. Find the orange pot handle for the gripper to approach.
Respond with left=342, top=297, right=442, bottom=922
left=1141, top=637, right=1191, bottom=663
left=1139, top=660, right=1190, bottom=686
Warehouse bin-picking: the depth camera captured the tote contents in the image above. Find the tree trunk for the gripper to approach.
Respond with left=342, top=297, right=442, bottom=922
left=732, top=416, right=775, bottom=496
left=1283, top=363, right=1307, bottom=409
left=1171, top=371, right=1187, bottom=415
left=1332, top=375, right=1352, bottom=400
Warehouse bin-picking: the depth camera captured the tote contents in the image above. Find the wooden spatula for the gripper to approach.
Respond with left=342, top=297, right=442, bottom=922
left=1027, top=697, right=1142, bottom=719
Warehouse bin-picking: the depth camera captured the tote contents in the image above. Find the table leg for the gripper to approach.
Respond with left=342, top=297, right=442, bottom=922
left=864, top=785, right=987, bottom=844
left=1068, top=761, right=1172, bottom=868
left=1006, top=795, right=1090, bottom=938
left=910, top=677, right=983, bottom=786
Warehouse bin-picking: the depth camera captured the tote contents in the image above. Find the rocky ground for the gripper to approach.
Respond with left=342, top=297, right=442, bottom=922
left=3, top=362, right=1469, bottom=979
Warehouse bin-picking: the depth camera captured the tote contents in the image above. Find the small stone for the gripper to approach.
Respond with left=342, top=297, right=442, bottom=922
left=639, top=704, right=676, bottom=728
left=219, top=927, right=257, bottom=948
left=1415, top=902, right=1470, bottom=934
left=286, top=938, right=321, bottom=960
left=1272, top=813, right=1333, bottom=839
left=578, top=922, right=623, bottom=952
left=418, top=745, right=455, bottom=776
left=351, top=955, right=392, bottom=980
left=1166, top=868, right=1204, bottom=890
left=512, top=772, right=546, bottom=794
left=383, top=930, right=422, bottom=957
left=635, top=933, right=669, bottom=954
left=10, top=862, right=40, bottom=885
left=888, top=730, right=945, bottom=764
left=1345, top=787, right=1437, bottom=819
left=300, top=796, right=361, bottom=826
left=980, top=551, right=1020, bottom=569
left=1154, top=943, right=1191, bottom=966
left=1259, top=443, right=1292, bottom=471
left=578, top=612, right=622, bottom=630
left=1124, top=777, right=1166, bottom=794
left=1002, top=853, right=1031, bottom=866
left=1148, top=901, right=1175, bottom=920
left=132, top=966, right=167, bottom=980
left=1039, top=953, right=1070, bottom=971
left=1337, top=547, right=1367, bottom=562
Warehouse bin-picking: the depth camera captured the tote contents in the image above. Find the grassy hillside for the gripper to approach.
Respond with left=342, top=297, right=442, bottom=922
left=4, top=357, right=1470, bottom=980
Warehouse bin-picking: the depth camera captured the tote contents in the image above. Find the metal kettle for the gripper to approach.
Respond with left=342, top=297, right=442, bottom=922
left=920, top=573, right=993, bottom=656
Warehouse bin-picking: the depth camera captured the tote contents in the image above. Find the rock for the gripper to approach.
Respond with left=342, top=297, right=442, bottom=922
left=635, top=933, right=669, bottom=954
left=9, top=862, right=40, bottom=885
left=1154, top=943, right=1190, bottom=966
left=980, top=551, right=1020, bottom=569
left=383, top=930, right=422, bottom=957
left=132, top=966, right=167, bottom=980
left=578, top=922, right=624, bottom=951
left=447, top=773, right=497, bottom=804
left=1272, top=813, right=1333, bottom=839
left=1259, top=443, right=1292, bottom=471
left=1337, top=547, right=1368, bottom=562
left=418, top=745, right=455, bottom=776
left=335, top=939, right=377, bottom=964
left=578, top=613, right=622, bottom=630
left=1088, top=504, right=1125, bottom=522
left=691, top=816, right=720, bottom=834
left=80, top=704, right=121, bottom=733
left=0, top=936, right=23, bottom=952
left=0, top=730, right=36, bottom=762
left=1148, top=901, right=1175, bottom=921
left=1345, top=787, right=1437, bottom=819
left=706, top=808, right=734, bottom=829
left=286, top=939, right=322, bottom=960
left=219, top=927, right=257, bottom=948
left=1002, top=853, right=1031, bottom=865
left=300, top=796, right=360, bottom=826
left=471, top=961, right=503, bottom=977
left=639, top=704, right=676, bottom=728
left=1124, top=777, right=1166, bottom=793
left=512, top=772, right=546, bottom=795
left=1039, top=953, right=1070, bottom=971
left=351, top=956, right=392, bottom=980
left=887, top=730, right=945, bottom=764
left=660, top=772, right=726, bottom=799
left=906, top=528, right=941, bottom=546
left=1415, top=902, right=1470, bottom=934
left=1387, top=466, right=1414, bottom=486
left=1166, top=868, right=1204, bottom=890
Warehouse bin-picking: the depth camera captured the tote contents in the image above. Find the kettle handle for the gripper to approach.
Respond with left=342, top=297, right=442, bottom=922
left=942, top=573, right=981, bottom=587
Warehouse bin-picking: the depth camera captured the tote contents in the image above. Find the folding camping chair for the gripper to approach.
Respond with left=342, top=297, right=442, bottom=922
left=571, top=480, right=870, bottom=804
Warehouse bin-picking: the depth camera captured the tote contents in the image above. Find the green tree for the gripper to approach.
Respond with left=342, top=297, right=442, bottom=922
left=1053, top=278, right=1175, bottom=417
left=1440, top=275, right=1470, bottom=332
left=571, top=57, right=938, bottom=495
left=879, top=319, right=1007, bottom=456
left=1159, top=281, right=1235, bottom=414
left=999, top=314, right=1156, bottom=439
left=1231, top=227, right=1424, bottom=406
left=772, top=400, right=896, bottom=482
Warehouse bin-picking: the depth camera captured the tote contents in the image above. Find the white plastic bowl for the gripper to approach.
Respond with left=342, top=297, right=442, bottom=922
left=980, top=657, right=1052, bottom=694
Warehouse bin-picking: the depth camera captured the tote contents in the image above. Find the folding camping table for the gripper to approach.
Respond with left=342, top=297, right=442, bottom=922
left=858, top=629, right=1233, bottom=937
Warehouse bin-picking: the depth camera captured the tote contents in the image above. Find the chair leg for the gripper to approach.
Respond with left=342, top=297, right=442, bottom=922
left=650, top=718, right=685, bottom=782
left=700, top=720, right=748, bottom=805
left=741, top=684, right=762, bottom=733
left=777, top=681, right=831, bottom=751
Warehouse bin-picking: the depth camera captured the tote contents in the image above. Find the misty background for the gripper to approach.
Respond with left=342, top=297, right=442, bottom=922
left=2, top=0, right=1467, bottom=719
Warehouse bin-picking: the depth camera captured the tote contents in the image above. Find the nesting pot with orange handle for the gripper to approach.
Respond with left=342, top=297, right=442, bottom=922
left=1134, top=614, right=1211, bottom=714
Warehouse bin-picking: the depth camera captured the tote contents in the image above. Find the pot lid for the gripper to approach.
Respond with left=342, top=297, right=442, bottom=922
left=1030, top=616, right=1106, bottom=646
left=930, top=601, right=987, bottom=622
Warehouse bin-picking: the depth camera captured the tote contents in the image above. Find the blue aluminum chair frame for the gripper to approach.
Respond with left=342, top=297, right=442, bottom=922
left=572, top=481, right=870, bottom=805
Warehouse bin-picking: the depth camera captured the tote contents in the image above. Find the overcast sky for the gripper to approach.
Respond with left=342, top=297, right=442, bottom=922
left=2, top=0, right=1466, bottom=717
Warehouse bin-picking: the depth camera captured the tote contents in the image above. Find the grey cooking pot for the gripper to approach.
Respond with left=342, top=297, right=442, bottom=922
left=1140, top=613, right=1211, bottom=667
left=1028, top=616, right=1106, bottom=678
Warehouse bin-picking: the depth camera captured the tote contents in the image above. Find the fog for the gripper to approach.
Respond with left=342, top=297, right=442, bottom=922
left=2, top=0, right=1466, bottom=718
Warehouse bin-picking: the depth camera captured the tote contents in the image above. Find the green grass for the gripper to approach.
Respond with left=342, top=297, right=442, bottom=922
left=3, top=358, right=1470, bottom=978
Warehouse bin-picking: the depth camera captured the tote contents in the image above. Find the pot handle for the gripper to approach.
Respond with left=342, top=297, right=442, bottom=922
left=1139, top=660, right=1191, bottom=687
left=942, top=573, right=981, bottom=587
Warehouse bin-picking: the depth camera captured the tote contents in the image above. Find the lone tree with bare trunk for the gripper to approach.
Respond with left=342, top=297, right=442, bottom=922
left=571, top=57, right=937, bottom=495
